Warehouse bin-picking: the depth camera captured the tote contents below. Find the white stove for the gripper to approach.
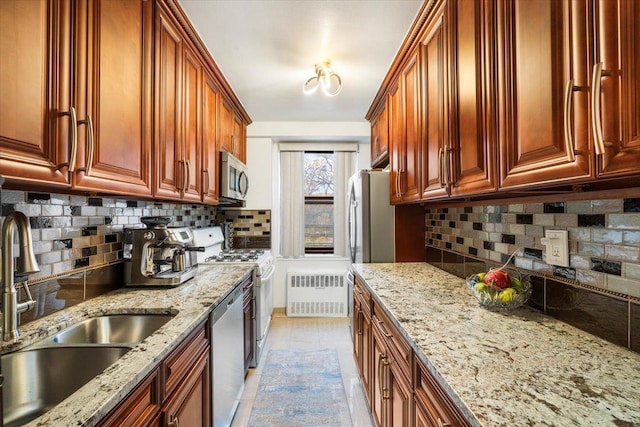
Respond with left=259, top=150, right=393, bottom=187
left=192, top=227, right=274, bottom=368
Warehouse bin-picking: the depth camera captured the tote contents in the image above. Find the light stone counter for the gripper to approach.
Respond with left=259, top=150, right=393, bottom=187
left=0, top=264, right=253, bottom=426
left=353, top=263, right=640, bottom=427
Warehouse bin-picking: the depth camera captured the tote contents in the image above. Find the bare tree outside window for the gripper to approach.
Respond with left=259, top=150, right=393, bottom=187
left=304, top=152, right=334, bottom=253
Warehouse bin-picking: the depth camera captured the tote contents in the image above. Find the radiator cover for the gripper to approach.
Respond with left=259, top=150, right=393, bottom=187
left=286, top=271, right=348, bottom=317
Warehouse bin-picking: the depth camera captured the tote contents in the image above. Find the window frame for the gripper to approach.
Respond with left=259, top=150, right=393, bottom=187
left=303, top=151, right=335, bottom=254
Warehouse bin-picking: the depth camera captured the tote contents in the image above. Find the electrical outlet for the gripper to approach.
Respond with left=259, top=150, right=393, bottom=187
left=543, top=230, right=569, bottom=267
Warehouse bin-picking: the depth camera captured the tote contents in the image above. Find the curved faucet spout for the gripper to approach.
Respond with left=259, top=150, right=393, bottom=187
left=2, top=211, right=40, bottom=341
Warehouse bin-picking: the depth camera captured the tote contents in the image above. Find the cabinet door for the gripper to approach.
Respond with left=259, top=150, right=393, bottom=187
left=218, top=97, right=235, bottom=154
left=448, top=0, right=497, bottom=197
left=353, top=287, right=372, bottom=404
left=387, top=358, right=412, bottom=427
left=0, top=0, right=71, bottom=187
left=73, top=0, right=152, bottom=196
left=593, top=0, right=640, bottom=178
left=98, top=368, right=160, bottom=427
left=420, top=10, right=449, bottom=199
left=370, top=323, right=387, bottom=427
left=388, top=82, right=403, bottom=204
left=496, top=0, right=591, bottom=189
left=401, top=49, right=422, bottom=203
left=202, top=71, right=220, bottom=205
left=371, top=104, right=389, bottom=168
left=180, top=44, right=203, bottom=202
left=161, top=348, right=210, bottom=427
left=154, top=3, right=183, bottom=200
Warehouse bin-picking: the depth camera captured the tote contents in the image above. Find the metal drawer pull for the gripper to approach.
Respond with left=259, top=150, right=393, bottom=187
left=203, top=169, right=210, bottom=194
left=58, top=107, right=78, bottom=172
left=77, top=115, right=94, bottom=175
left=438, top=147, right=445, bottom=187
left=562, top=80, right=586, bottom=162
left=184, top=159, right=190, bottom=192
left=590, top=62, right=612, bottom=156
left=167, top=416, right=179, bottom=427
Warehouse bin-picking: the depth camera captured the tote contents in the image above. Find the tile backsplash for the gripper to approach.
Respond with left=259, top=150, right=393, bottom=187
left=0, top=190, right=218, bottom=284
left=216, top=209, right=271, bottom=248
left=424, top=197, right=640, bottom=352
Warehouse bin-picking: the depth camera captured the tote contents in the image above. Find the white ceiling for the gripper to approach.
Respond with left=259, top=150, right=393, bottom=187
left=179, top=0, right=423, bottom=123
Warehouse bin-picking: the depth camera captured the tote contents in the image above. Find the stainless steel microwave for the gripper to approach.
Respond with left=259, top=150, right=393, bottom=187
left=220, top=152, right=248, bottom=202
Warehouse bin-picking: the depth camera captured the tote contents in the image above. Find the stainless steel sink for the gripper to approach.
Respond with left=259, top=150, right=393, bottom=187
left=2, top=346, right=131, bottom=427
left=1, top=313, right=175, bottom=425
left=50, top=314, right=174, bottom=345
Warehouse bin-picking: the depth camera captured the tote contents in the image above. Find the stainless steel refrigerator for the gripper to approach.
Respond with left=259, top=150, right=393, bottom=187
left=347, top=169, right=395, bottom=263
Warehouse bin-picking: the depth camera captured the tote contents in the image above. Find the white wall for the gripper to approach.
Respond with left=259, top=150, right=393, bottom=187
left=246, top=121, right=372, bottom=307
left=244, top=137, right=273, bottom=209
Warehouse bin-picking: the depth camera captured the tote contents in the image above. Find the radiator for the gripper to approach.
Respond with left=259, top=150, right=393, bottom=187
left=286, top=271, right=348, bottom=317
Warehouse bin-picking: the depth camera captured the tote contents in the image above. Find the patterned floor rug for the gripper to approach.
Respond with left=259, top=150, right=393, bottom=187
left=248, top=348, right=353, bottom=427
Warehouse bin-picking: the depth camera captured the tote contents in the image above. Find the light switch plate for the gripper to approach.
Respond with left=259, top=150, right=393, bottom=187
left=544, top=229, right=569, bottom=267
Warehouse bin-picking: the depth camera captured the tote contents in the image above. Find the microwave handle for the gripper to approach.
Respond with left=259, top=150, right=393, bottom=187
left=238, top=171, right=249, bottom=197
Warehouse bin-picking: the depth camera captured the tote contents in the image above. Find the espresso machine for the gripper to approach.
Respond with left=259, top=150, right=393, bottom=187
left=123, top=217, right=203, bottom=287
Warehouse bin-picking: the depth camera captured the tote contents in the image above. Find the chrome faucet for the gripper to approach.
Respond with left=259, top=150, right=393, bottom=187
left=1, top=211, right=39, bottom=341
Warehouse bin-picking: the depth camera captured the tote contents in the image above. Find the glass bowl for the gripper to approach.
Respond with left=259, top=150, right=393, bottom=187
left=466, top=270, right=532, bottom=312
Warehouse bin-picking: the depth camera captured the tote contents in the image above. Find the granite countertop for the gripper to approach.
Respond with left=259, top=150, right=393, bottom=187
left=352, top=263, right=640, bottom=427
left=1, top=264, right=253, bottom=427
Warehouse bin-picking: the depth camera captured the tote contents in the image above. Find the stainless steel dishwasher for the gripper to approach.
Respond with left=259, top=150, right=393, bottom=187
left=211, top=284, right=244, bottom=427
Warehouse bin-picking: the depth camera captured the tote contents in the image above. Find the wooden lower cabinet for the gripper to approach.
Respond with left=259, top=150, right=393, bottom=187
left=353, top=279, right=372, bottom=404
left=155, top=348, right=210, bottom=427
left=371, top=310, right=412, bottom=427
left=98, top=368, right=161, bottom=427
left=99, top=321, right=210, bottom=427
left=354, top=277, right=470, bottom=427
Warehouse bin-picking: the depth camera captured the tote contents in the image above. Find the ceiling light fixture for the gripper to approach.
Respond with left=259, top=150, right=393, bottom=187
left=302, top=61, right=342, bottom=96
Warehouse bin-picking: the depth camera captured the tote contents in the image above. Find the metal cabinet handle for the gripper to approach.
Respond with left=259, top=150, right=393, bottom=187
left=58, top=107, right=78, bottom=172
left=203, top=169, right=210, bottom=195
left=184, top=159, right=190, bottom=192
left=444, top=144, right=452, bottom=187
left=166, top=416, right=179, bottom=427
left=438, top=147, right=445, bottom=187
left=563, top=80, right=586, bottom=162
left=563, top=80, right=577, bottom=162
left=177, top=160, right=185, bottom=192
left=376, top=319, right=392, bottom=339
left=78, top=115, right=94, bottom=175
left=590, top=62, right=611, bottom=156
left=377, top=353, right=385, bottom=394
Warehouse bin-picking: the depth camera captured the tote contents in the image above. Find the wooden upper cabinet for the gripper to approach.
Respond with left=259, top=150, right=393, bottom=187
left=202, top=71, right=220, bottom=205
left=388, top=49, right=422, bottom=205
left=0, top=0, right=72, bottom=187
left=219, top=96, right=246, bottom=162
left=593, top=0, right=640, bottom=178
left=401, top=50, right=422, bottom=203
left=496, top=0, right=592, bottom=190
left=370, top=103, right=389, bottom=168
left=181, top=44, right=203, bottom=202
left=447, top=0, right=497, bottom=197
left=388, top=81, right=404, bottom=204
left=154, top=3, right=184, bottom=200
left=154, top=3, right=204, bottom=202
left=420, top=7, right=449, bottom=200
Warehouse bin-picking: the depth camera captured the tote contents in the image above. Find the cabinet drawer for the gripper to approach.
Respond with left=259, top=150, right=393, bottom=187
left=163, top=321, right=209, bottom=398
left=373, top=304, right=412, bottom=379
left=98, top=368, right=160, bottom=427
left=415, top=358, right=469, bottom=427
left=354, top=278, right=372, bottom=316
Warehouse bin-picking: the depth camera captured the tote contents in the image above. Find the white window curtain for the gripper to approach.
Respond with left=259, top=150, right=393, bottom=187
left=279, top=143, right=357, bottom=258
left=279, top=151, right=305, bottom=257
left=333, top=151, right=356, bottom=257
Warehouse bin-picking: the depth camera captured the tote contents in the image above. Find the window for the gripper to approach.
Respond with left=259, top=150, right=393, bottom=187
left=304, top=152, right=334, bottom=254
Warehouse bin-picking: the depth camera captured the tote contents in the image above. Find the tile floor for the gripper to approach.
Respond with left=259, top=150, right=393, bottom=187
left=231, top=312, right=374, bottom=427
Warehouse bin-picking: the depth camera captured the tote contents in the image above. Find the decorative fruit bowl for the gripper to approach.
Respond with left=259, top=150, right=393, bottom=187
left=466, top=269, right=531, bottom=312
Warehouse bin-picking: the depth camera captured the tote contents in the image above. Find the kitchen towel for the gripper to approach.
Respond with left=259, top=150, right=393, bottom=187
left=248, top=348, right=352, bottom=427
